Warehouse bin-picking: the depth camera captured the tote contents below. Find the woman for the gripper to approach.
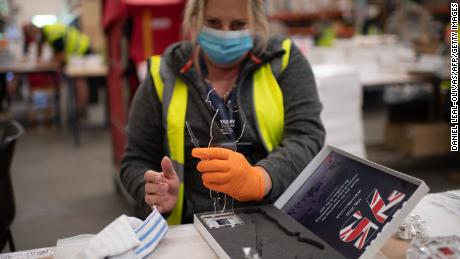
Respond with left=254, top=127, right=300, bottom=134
left=121, top=0, right=325, bottom=224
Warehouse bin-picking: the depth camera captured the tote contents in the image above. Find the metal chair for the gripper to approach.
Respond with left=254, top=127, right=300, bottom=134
left=0, top=120, right=24, bottom=252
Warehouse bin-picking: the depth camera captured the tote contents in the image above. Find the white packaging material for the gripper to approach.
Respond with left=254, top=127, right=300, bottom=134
left=313, top=64, right=366, bottom=158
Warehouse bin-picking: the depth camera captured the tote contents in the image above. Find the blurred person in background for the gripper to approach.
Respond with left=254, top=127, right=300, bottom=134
left=121, top=0, right=325, bottom=224
left=22, top=23, right=93, bottom=116
left=22, top=23, right=91, bottom=63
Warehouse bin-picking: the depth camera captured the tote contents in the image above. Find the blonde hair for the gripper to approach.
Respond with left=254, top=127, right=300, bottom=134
left=182, top=0, right=270, bottom=51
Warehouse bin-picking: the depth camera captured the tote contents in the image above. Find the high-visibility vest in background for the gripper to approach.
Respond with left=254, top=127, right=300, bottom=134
left=42, top=24, right=90, bottom=58
left=149, top=38, right=292, bottom=225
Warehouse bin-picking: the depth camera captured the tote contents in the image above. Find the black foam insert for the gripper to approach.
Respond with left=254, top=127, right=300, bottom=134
left=195, top=205, right=345, bottom=259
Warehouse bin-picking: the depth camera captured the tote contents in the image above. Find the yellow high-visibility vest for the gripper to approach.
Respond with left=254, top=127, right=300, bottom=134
left=42, top=24, right=90, bottom=57
left=149, top=38, right=292, bottom=224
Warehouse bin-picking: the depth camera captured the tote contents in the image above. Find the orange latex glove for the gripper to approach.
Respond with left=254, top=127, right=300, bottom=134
left=192, top=147, right=265, bottom=201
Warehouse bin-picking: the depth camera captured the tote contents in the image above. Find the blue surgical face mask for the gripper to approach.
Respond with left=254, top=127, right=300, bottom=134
left=197, top=26, right=254, bottom=65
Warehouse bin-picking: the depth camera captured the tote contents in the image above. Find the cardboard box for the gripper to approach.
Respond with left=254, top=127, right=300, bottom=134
left=81, top=0, right=105, bottom=52
left=402, top=123, right=450, bottom=158
left=384, top=122, right=450, bottom=158
left=384, top=123, right=406, bottom=150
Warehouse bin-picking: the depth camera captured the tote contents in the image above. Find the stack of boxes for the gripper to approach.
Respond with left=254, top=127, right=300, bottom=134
left=313, top=64, right=366, bottom=158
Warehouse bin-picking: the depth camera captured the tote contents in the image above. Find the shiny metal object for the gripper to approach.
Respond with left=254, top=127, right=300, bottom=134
left=394, top=214, right=427, bottom=240
left=407, top=235, right=460, bottom=259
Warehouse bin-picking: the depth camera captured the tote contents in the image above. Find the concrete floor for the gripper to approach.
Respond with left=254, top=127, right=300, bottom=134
left=6, top=128, right=131, bottom=251
left=1, top=108, right=459, bottom=253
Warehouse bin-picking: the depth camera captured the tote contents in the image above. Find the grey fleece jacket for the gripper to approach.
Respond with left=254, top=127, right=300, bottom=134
left=120, top=36, right=325, bottom=223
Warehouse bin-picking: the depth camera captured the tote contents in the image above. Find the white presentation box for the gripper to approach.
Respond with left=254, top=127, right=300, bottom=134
left=194, top=145, right=429, bottom=259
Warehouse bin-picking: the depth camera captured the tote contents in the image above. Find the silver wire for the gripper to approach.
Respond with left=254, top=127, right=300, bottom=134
left=208, top=107, right=220, bottom=216
left=200, top=87, right=242, bottom=216
left=208, top=108, right=219, bottom=148
left=216, top=192, right=221, bottom=211
left=205, top=88, right=217, bottom=111
left=186, top=121, right=200, bottom=148
left=233, top=109, right=246, bottom=144
left=220, top=193, right=227, bottom=214
left=210, top=190, right=217, bottom=216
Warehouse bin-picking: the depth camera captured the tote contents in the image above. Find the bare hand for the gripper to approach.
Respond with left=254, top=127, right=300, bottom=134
left=144, top=156, right=179, bottom=214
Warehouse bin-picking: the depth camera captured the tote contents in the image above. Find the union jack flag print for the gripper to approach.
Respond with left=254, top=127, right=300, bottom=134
left=339, top=211, right=378, bottom=250
left=367, top=189, right=405, bottom=223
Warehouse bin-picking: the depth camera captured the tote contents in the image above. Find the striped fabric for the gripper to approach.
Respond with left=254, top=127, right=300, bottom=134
left=133, top=208, right=168, bottom=259
left=72, top=209, right=167, bottom=259
left=76, top=215, right=141, bottom=259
